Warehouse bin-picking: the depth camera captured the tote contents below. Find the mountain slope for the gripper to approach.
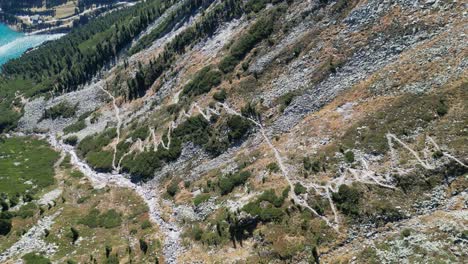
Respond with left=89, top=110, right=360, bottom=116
left=1, top=0, right=467, bottom=263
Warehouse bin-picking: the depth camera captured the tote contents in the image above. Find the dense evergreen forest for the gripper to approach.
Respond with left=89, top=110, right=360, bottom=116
left=127, top=0, right=244, bottom=99
left=0, top=0, right=43, bottom=12
left=0, top=0, right=275, bottom=133
left=0, top=0, right=121, bottom=11
left=0, top=0, right=178, bottom=132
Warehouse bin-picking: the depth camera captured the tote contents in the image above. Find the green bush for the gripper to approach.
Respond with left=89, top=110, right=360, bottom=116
left=303, top=157, right=321, bottom=173
left=218, top=55, right=239, bottom=73
left=243, top=202, right=284, bottom=222
left=86, top=151, right=113, bottom=172
left=0, top=218, right=12, bottom=235
left=63, top=120, right=86, bottom=134
left=193, top=193, right=211, bottom=206
left=43, top=101, right=77, bottom=120
left=70, top=227, right=80, bottom=244
left=266, top=162, right=280, bottom=173
left=218, top=171, right=251, bottom=195
left=17, top=202, right=38, bottom=219
left=400, top=228, right=412, bottom=238
left=344, top=150, right=355, bottom=163
left=80, top=209, right=122, bottom=229
left=332, top=185, right=360, bottom=216
left=278, top=92, right=296, bottom=112
left=139, top=238, right=148, bottom=254
left=130, top=127, right=150, bottom=140
left=294, top=183, right=307, bottom=195
left=245, top=0, right=270, bottom=13
left=23, top=253, right=51, bottom=264
left=64, top=136, right=78, bottom=146
left=258, top=189, right=286, bottom=207
left=213, top=89, right=227, bottom=102
left=0, top=107, right=20, bottom=133
left=167, top=180, right=179, bottom=197
left=436, top=99, right=448, bottom=116
left=218, top=13, right=275, bottom=73
left=106, top=254, right=119, bottom=264
left=77, top=128, right=117, bottom=156
left=227, top=115, right=252, bottom=142
left=141, top=220, right=152, bottom=230
left=100, top=209, right=122, bottom=229
left=182, top=66, right=222, bottom=97
left=70, top=170, right=84, bottom=179
left=187, top=224, right=203, bottom=241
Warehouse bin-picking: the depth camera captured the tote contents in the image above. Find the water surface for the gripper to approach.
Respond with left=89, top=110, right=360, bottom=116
left=0, top=23, right=64, bottom=66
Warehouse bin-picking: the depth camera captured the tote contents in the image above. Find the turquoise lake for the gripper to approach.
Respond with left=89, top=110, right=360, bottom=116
left=0, top=23, right=64, bottom=67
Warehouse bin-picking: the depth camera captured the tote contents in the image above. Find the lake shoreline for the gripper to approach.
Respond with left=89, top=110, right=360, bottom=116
left=0, top=23, right=65, bottom=67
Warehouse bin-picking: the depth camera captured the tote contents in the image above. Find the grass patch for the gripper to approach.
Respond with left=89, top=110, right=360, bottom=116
left=0, top=137, right=59, bottom=198
left=23, top=252, right=51, bottom=264
left=80, top=209, right=122, bottom=229
left=193, top=193, right=211, bottom=206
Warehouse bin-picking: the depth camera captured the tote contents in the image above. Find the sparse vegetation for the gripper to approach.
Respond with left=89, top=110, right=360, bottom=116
left=80, top=209, right=122, bottom=229
left=64, top=136, right=78, bottom=146
left=218, top=170, right=251, bottom=195
left=43, top=101, right=78, bottom=120
left=63, top=120, right=86, bottom=134
left=332, top=185, right=361, bottom=216
left=23, top=253, right=51, bottom=264
left=183, top=66, right=222, bottom=97
left=193, top=193, right=211, bottom=206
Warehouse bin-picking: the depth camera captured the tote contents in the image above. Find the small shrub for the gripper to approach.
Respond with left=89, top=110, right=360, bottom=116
left=277, top=92, right=296, bottom=112
left=183, top=66, right=222, bottom=97
left=184, top=180, right=191, bottom=188
left=141, top=220, right=152, bottom=230
left=303, top=157, right=321, bottom=173
left=70, top=227, right=80, bottom=244
left=218, top=55, right=239, bottom=73
left=227, top=115, right=252, bottom=142
left=218, top=171, right=251, bottom=195
left=266, top=162, right=280, bottom=173
left=130, top=127, right=149, bottom=140
left=344, top=150, right=355, bottom=163
left=105, top=245, right=112, bottom=258
left=64, top=136, right=78, bottom=146
left=400, top=228, right=412, bottom=238
left=43, top=101, right=77, bottom=120
left=80, top=209, right=122, bottom=229
left=63, top=120, right=86, bottom=134
left=294, top=183, right=307, bottom=195
left=332, top=185, right=360, bottom=216
left=193, top=194, right=211, bottom=206
left=166, top=180, right=179, bottom=197
left=139, top=239, right=148, bottom=254
left=188, top=224, right=203, bottom=241
left=436, top=99, right=448, bottom=116
left=70, top=170, right=84, bottom=179
left=99, top=209, right=122, bottom=229
left=432, top=150, right=443, bottom=159
left=23, top=253, right=51, bottom=264
left=213, top=89, right=227, bottom=102
left=85, top=151, right=113, bottom=172
left=0, top=218, right=12, bottom=235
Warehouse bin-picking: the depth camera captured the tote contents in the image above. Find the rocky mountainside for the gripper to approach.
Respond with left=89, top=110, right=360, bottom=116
left=1, top=0, right=467, bottom=263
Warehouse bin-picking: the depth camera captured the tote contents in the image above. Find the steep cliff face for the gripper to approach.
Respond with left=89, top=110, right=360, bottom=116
left=12, top=0, right=467, bottom=263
